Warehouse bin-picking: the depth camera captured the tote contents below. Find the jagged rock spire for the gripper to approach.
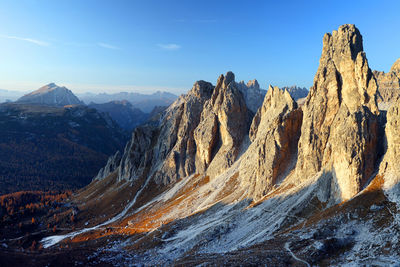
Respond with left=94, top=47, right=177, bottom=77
left=295, top=24, right=380, bottom=200
left=246, top=79, right=260, bottom=89
left=195, top=71, right=251, bottom=177
left=240, top=85, right=302, bottom=200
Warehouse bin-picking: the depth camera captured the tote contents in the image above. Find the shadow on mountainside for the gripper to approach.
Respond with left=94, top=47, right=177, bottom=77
left=1, top=167, right=398, bottom=266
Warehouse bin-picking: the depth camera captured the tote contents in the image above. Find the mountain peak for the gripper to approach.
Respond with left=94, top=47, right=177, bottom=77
left=47, top=82, right=57, bottom=87
left=323, top=24, right=363, bottom=62
left=296, top=24, right=379, bottom=200
left=223, top=71, right=235, bottom=88
left=17, top=83, right=83, bottom=107
left=246, top=79, right=260, bottom=89
left=390, top=58, right=400, bottom=73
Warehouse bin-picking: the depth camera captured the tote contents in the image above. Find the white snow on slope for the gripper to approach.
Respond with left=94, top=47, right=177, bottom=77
left=41, top=174, right=154, bottom=248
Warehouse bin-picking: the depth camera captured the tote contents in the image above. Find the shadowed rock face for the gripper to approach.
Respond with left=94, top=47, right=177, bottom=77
left=118, top=125, right=157, bottom=181
left=236, top=79, right=266, bottom=113
left=295, top=24, right=380, bottom=200
left=380, top=97, right=400, bottom=188
left=94, top=151, right=121, bottom=181
left=195, top=72, right=251, bottom=177
left=239, top=86, right=303, bottom=200
left=151, top=80, right=215, bottom=184
left=374, top=58, right=400, bottom=109
left=111, top=73, right=250, bottom=184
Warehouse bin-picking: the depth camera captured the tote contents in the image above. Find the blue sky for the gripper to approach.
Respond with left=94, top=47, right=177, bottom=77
left=0, top=0, right=399, bottom=94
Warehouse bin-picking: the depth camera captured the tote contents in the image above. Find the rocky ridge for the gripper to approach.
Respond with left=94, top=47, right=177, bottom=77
left=38, top=24, right=400, bottom=265
left=89, top=100, right=149, bottom=131
left=239, top=85, right=302, bottom=200
left=94, top=24, right=387, bottom=203
left=374, top=58, right=400, bottom=110
left=237, top=79, right=266, bottom=113
left=280, top=85, right=308, bottom=100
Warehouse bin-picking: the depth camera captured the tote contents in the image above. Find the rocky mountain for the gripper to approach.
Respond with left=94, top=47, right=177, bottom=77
left=237, top=79, right=266, bottom=112
left=374, top=58, right=400, bottom=110
left=280, top=85, right=309, bottom=100
left=88, top=100, right=149, bottom=131
left=3, top=24, right=400, bottom=265
left=295, top=24, right=380, bottom=201
left=0, top=103, right=128, bottom=195
left=237, top=80, right=308, bottom=112
left=16, top=83, right=83, bottom=106
left=79, top=90, right=177, bottom=112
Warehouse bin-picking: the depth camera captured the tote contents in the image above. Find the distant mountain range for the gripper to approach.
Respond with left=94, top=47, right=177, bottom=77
left=78, top=91, right=177, bottom=112
left=0, top=89, right=25, bottom=103
left=280, top=85, right=308, bottom=100
left=88, top=100, right=150, bottom=131
left=7, top=83, right=176, bottom=130
left=0, top=84, right=176, bottom=194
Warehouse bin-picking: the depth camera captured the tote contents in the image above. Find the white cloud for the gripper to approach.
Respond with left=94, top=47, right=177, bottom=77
left=0, top=35, right=50, bottom=46
left=98, top=42, right=119, bottom=50
left=157, top=43, right=181, bottom=51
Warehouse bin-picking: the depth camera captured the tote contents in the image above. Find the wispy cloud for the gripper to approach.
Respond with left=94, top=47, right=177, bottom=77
left=0, top=35, right=50, bottom=46
left=98, top=42, right=119, bottom=50
left=157, top=43, right=181, bottom=51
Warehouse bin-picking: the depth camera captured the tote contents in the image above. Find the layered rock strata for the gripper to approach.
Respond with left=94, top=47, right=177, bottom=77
left=295, top=24, right=380, bottom=200
left=374, top=58, right=400, bottom=109
left=240, top=86, right=302, bottom=200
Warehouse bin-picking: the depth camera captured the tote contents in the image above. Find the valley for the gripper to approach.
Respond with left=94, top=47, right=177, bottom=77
left=1, top=1, right=400, bottom=265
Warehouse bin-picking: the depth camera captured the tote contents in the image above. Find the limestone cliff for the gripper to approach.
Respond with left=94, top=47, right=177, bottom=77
left=240, top=86, right=302, bottom=200
left=151, top=80, right=214, bottom=184
left=100, top=72, right=251, bottom=186
left=237, top=79, right=266, bottom=113
left=94, top=151, right=121, bottom=181
left=295, top=24, right=380, bottom=200
left=373, top=58, right=400, bottom=110
left=380, top=97, right=400, bottom=188
left=194, top=72, right=251, bottom=177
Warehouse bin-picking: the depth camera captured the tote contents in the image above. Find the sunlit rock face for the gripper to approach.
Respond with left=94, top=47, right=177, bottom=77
left=115, top=72, right=251, bottom=184
left=295, top=24, right=380, bottom=200
left=239, top=86, right=302, bottom=200
left=115, top=80, right=214, bottom=183
left=195, top=72, right=251, bottom=177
